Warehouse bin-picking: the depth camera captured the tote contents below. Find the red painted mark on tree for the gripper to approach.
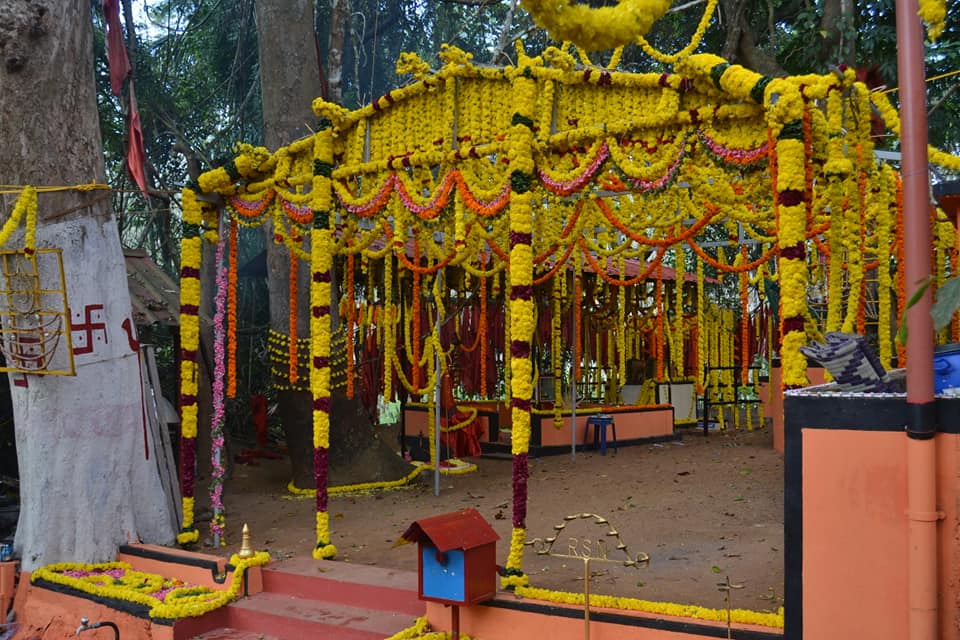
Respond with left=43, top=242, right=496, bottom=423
left=12, top=374, right=28, bottom=388
left=71, top=304, right=107, bottom=355
left=121, top=317, right=140, bottom=353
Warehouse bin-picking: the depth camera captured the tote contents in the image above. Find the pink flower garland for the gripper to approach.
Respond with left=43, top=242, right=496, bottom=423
left=539, top=143, right=610, bottom=196
left=628, top=145, right=687, bottom=192
left=209, top=231, right=228, bottom=541
left=697, top=129, right=770, bottom=165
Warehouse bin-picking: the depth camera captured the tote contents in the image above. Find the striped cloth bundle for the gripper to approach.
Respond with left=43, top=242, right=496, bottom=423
left=799, top=332, right=898, bottom=392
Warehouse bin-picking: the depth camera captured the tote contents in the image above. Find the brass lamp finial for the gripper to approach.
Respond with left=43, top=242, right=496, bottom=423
left=238, top=523, right=254, bottom=559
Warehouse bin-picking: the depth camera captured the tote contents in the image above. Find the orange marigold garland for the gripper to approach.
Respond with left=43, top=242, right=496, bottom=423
left=655, top=278, right=664, bottom=381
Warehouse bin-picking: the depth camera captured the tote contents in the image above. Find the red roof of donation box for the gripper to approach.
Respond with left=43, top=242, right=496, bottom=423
left=401, top=509, right=499, bottom=552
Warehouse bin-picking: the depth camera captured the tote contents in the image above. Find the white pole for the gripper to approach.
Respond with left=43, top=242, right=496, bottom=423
left=430, top=291, right=442, bottom=496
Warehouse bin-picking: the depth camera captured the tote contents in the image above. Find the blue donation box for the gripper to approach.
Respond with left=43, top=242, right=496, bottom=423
left=401, top=508, right=499, bottom=606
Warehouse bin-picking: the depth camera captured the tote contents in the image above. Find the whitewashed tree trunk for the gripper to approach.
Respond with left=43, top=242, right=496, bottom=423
left=0, top=0, right=175, bottom=570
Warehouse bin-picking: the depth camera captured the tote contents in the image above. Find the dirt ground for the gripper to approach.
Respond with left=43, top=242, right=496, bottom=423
left=207, top=426, right=784, bottom=614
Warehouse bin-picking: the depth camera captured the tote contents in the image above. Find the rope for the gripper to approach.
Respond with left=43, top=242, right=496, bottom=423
left=0, top=183, right=111, bottom=194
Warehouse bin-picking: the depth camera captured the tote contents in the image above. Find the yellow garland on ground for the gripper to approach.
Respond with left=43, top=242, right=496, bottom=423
left=385, top=615, right=475, bottom=640
left=31, top=553, right=270, bottom=620
left=288, top=465, right=426, bottom=497
left=513, top=585, right=784, bottom=629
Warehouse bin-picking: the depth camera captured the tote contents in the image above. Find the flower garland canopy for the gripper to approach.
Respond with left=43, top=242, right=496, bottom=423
left=179, top=43, right=960, bottom=577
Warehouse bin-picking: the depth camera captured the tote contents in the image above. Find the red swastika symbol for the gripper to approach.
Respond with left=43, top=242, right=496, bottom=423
left=71, top=304, right=108, bottom=356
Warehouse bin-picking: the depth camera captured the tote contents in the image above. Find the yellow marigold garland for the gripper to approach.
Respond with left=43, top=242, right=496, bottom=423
left=519, top=0, right=672, bottom=52
left=918, top=0, right=946, bottom=41
left=636, top=0, right=719, bottom=64
left=31, top=552, right=270, bottom=620
left=513, top=585, right=784, bottom=629
left=0, top=186, right=38, bottom=250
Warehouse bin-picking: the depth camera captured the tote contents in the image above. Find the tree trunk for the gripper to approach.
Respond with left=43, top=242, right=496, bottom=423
left=255, top=0, right=412, bottom=489
left=0, top=0, right=175, bottom=570
left=720, top=0, right=785, bottom=76
left=819, top=0, right=856, bottom=67
left=327, top=0, right=349, bottom=104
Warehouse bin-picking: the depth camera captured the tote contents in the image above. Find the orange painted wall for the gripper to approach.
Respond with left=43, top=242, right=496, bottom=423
left=935, top=432, right=960, bottom=639
left=801, top=428, right=960, bottom=639
left=538, top=409, right=673, bottom=447
left=403, top=406, right=673, bottom=448
left=802, top=429, right=909, bottom=640
left=12, top=573, right=174, bottom=640
left=765, top=368, right=825, bottom=453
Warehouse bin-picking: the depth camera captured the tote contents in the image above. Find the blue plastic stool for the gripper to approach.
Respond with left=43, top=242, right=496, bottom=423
left=586, top=415, right=617, bottom=455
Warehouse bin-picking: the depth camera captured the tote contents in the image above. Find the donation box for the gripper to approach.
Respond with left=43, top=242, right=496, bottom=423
left=401, top=508, right=499, bottom=606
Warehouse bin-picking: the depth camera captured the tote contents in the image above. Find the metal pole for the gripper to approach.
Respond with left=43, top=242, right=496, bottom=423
left=583, top=556, right=591, bottom=640
left=895, top=0, right=938, bottom=637
left=432, top=292, right=442, bottom=497
left=571, top=277, right=578, bottom=460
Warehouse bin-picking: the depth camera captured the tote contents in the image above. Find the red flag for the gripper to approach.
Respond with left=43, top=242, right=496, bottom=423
left=103, top=0, right=130, bottom=96
left=127, top=84, right=150, bottom=199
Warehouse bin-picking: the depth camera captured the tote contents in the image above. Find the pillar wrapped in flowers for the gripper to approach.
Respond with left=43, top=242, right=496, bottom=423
left=768, top=85, right=809, bottom=388
left=501, top=47, right=539, bottom=589
left=176, top=187, right=204, bottom=545
left=309, top=112, right=339, bottom=560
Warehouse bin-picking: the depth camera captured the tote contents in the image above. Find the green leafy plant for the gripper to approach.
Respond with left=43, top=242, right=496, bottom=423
left=896, top=275, right=960, bottom=344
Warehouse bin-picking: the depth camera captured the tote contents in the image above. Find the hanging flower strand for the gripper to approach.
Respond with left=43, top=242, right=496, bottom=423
left=0, top=186, right=38, bottom=251
left=209, top=223, right=228, bottom=544
left=227, top=219, right=239, bottom=398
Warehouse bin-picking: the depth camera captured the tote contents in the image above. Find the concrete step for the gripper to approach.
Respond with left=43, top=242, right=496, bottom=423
left=222, top=591, right=419, bottom=640
left=261, top=558, right=422, bottom=617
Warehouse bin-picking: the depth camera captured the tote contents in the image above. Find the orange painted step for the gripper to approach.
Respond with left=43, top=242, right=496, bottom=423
left=222, top=591, right=419, bottom=639
left=190, top=628, right=284, bottom=640
left=261, top=558, right=423, bottom=617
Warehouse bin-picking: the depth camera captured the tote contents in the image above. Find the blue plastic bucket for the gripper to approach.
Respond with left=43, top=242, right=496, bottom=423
left=934, top=343, right=960, bottom=393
